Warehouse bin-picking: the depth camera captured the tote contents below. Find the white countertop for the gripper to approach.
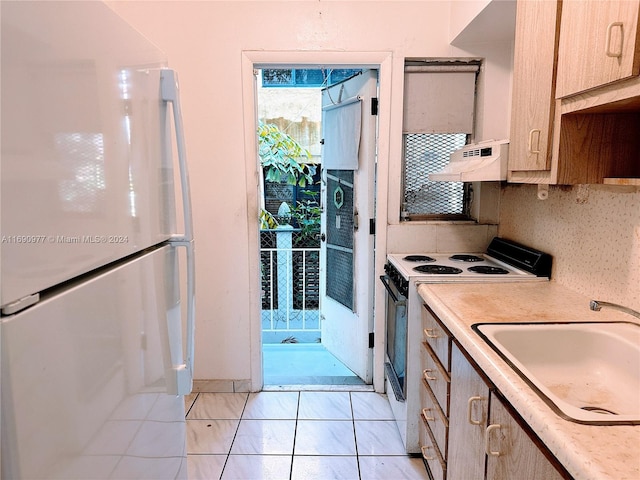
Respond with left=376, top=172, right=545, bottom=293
left=417, top=281, right=640, bottom=480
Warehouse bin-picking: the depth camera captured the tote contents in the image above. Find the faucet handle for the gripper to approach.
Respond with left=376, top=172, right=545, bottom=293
left=589, top=300, right=602, bottom=311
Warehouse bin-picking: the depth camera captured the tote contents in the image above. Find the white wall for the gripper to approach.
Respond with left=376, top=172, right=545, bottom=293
left=107, top=0, right=513, bottom=384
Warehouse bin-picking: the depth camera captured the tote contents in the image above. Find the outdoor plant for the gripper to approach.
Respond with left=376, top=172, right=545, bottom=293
left=257, top=122, right=320, bottom=240
left=290, top=190, right=321, bottom=246
left=259, top=209, right=279, bottom=230
left=258, top=122, right=316, bottom=187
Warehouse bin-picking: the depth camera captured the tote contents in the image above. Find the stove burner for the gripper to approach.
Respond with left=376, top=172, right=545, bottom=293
left=449, top=254, right=484, bottom=262
left=403, top=255, right=436, bottom=262
left=414, top=265, right=463, bottom=275
left=468, top=266, right=509, bottom=275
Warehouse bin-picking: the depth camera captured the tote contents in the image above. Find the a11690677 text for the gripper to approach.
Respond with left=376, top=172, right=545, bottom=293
left=1, top=235, right=129, bottom=244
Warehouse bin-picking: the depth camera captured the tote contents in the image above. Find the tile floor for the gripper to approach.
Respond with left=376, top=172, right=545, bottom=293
left=184, top=391, right=429, bottom=480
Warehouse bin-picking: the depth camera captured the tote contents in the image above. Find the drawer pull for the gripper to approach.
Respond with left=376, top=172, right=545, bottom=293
left=527, top=129, right=541, bottom=155
left=422, top=407, right=435, bottom=422
left=467, top=395, right=484, bottom=426
left=485, top=424, right=502, bottom=456
left=423, top=328, right=438, bottom=339
left=605, top=21, right=624, bottom=58
left=423, top=369, right=437, bottom=381
left=421, top=445, right=435, bottom=461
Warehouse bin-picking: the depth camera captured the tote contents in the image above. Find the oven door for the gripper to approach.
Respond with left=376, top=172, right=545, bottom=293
left=380, top=274, right=407, bottom=401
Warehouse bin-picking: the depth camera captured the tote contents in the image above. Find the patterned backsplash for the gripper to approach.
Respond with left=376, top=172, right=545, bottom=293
left=499, top=184, right=640, bottom=311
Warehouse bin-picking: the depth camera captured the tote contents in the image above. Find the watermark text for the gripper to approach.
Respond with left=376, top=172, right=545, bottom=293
left=2, top=235, right=130, bottom=244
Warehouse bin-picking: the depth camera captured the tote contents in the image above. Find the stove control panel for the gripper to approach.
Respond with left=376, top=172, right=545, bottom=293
left=384, top=262, right=409, bottom=297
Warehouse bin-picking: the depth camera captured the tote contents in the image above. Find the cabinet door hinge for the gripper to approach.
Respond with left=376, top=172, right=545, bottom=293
left=371, top=97, right=378, bottom=116
left=368, top=332, right=375, bottom=348
left=369, top=218, right=376, bottom=235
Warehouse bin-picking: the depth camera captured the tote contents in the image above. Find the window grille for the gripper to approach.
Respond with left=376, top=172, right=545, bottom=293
left=401, top=133, right=469, bottom=220
left=262, top=68, right=362, bottom=88
left=401, top=60, right=479, bottom=220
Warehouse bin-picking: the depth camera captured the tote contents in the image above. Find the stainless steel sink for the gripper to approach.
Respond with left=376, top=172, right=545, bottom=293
left=473, top=322, right=640, bottom=425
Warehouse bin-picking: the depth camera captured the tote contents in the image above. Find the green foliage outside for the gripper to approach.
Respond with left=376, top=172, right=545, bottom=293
left=257, top=122, right=321, bottom=244
left=257, top=122, right=315, bottom=187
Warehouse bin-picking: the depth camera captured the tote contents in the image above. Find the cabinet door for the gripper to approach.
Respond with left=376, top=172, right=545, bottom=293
left=556, top=0, right=640, bottom=98
left=509, top=0, right=562, bottom=173
left=447, top=344, right=489, bottom=480
left=485, top=394, right=564, bottom=480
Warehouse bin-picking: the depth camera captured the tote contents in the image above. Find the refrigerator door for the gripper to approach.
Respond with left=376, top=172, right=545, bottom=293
left=1, top=245, right=187, bottom=480
left=1, top=1, right=177, bottom=307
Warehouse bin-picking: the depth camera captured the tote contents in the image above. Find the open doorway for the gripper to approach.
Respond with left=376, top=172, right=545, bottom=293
left=256, top=66, right=378, bottom=388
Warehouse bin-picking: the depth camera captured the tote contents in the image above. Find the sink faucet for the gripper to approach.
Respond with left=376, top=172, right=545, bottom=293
left=589, top=300, right=640, bottom=320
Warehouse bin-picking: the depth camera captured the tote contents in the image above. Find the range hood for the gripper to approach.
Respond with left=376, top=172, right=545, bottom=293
left=429, top=139, right=509, bottom=182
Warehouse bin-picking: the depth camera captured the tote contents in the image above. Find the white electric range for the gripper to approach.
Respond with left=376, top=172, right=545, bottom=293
left=381, top=237, right=552, bottom=453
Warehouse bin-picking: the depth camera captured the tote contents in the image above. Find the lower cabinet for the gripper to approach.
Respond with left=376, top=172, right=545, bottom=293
left=420, top=306, right=571, bottom=480
left=447, top=344, right=566, bottom=480
left=447, top=343, right=488, bottom=480
left=486, top=394, right=566, bottom=480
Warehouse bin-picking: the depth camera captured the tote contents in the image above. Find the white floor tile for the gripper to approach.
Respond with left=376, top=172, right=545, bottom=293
left=186, top=419, right=239, bottom=454
left=221, top=454, right=292, bottom=480
left=184, top=391, right=430, bottom=480
left=291, top=455, right=360, bottom=480
left=298, top=391, right=352, bottom=419
left=242, top=391, right=299, bottom=419
left=230, top=419, right=296, bottom=455
left=187, top=393, right=247, bottom=420
left=358, top=455, right=430, bottom=480
left=354, top=420, right=407, bottom=456
left=294, top=420, right=357, bottom=455
left=350, top=392, right=395, bottom=420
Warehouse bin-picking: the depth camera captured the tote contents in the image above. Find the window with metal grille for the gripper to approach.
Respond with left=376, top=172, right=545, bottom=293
left=402, top=133, right=469, bottom=220
left=262, top=68, right=362, bottom=88
left=401, top=60, right=480, bottom=220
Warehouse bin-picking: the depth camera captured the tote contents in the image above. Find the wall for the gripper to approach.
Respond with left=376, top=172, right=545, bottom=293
left=386, top=0, right=514, bottom=253
left=500, top=184, right=640, bottom=313
left=107, top=0, right=514, bottom=386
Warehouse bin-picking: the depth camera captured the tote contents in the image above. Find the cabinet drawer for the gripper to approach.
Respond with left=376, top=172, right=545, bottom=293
left=422, top=305, right=452, bottom=371
left=421, top=382, right=449, bottom=459
left=422, top=342, right=450, bottom=416
left=419, top=420, right=447, bottom=480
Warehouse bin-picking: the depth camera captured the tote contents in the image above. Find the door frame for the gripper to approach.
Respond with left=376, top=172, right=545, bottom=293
left=241, top=51, right=392, bottom=392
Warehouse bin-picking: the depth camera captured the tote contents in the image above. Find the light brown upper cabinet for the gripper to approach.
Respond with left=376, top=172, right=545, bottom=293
left=556, top=0, right=640, bottom=98
left=508, top=0, right=562, bottom=177
left=508, top=0, right=640, bottom=185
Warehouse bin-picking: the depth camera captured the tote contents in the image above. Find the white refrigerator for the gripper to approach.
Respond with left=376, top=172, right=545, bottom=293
left=1, top=2, right=195, bottom=479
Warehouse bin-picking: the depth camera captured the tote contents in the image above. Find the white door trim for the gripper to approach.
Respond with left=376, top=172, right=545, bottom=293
left=241, top=50, right=393, bottom=392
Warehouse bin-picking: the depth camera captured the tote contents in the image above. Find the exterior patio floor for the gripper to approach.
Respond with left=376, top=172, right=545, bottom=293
left=263, top=343, right=368, bottom=388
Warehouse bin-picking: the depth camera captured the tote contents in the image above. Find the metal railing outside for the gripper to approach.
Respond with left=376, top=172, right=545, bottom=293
left=261, top=229, right=320, bottom=344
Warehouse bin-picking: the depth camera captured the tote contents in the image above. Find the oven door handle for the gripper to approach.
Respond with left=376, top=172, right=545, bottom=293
left=380, top=275, right=406, bottom=306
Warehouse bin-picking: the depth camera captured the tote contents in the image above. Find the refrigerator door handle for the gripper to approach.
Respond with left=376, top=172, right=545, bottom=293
left=162, top=68, right=196, bottom=395
left=161, top=68, right=194, bottom=243
left=168, top=238, right=196, bottom=396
